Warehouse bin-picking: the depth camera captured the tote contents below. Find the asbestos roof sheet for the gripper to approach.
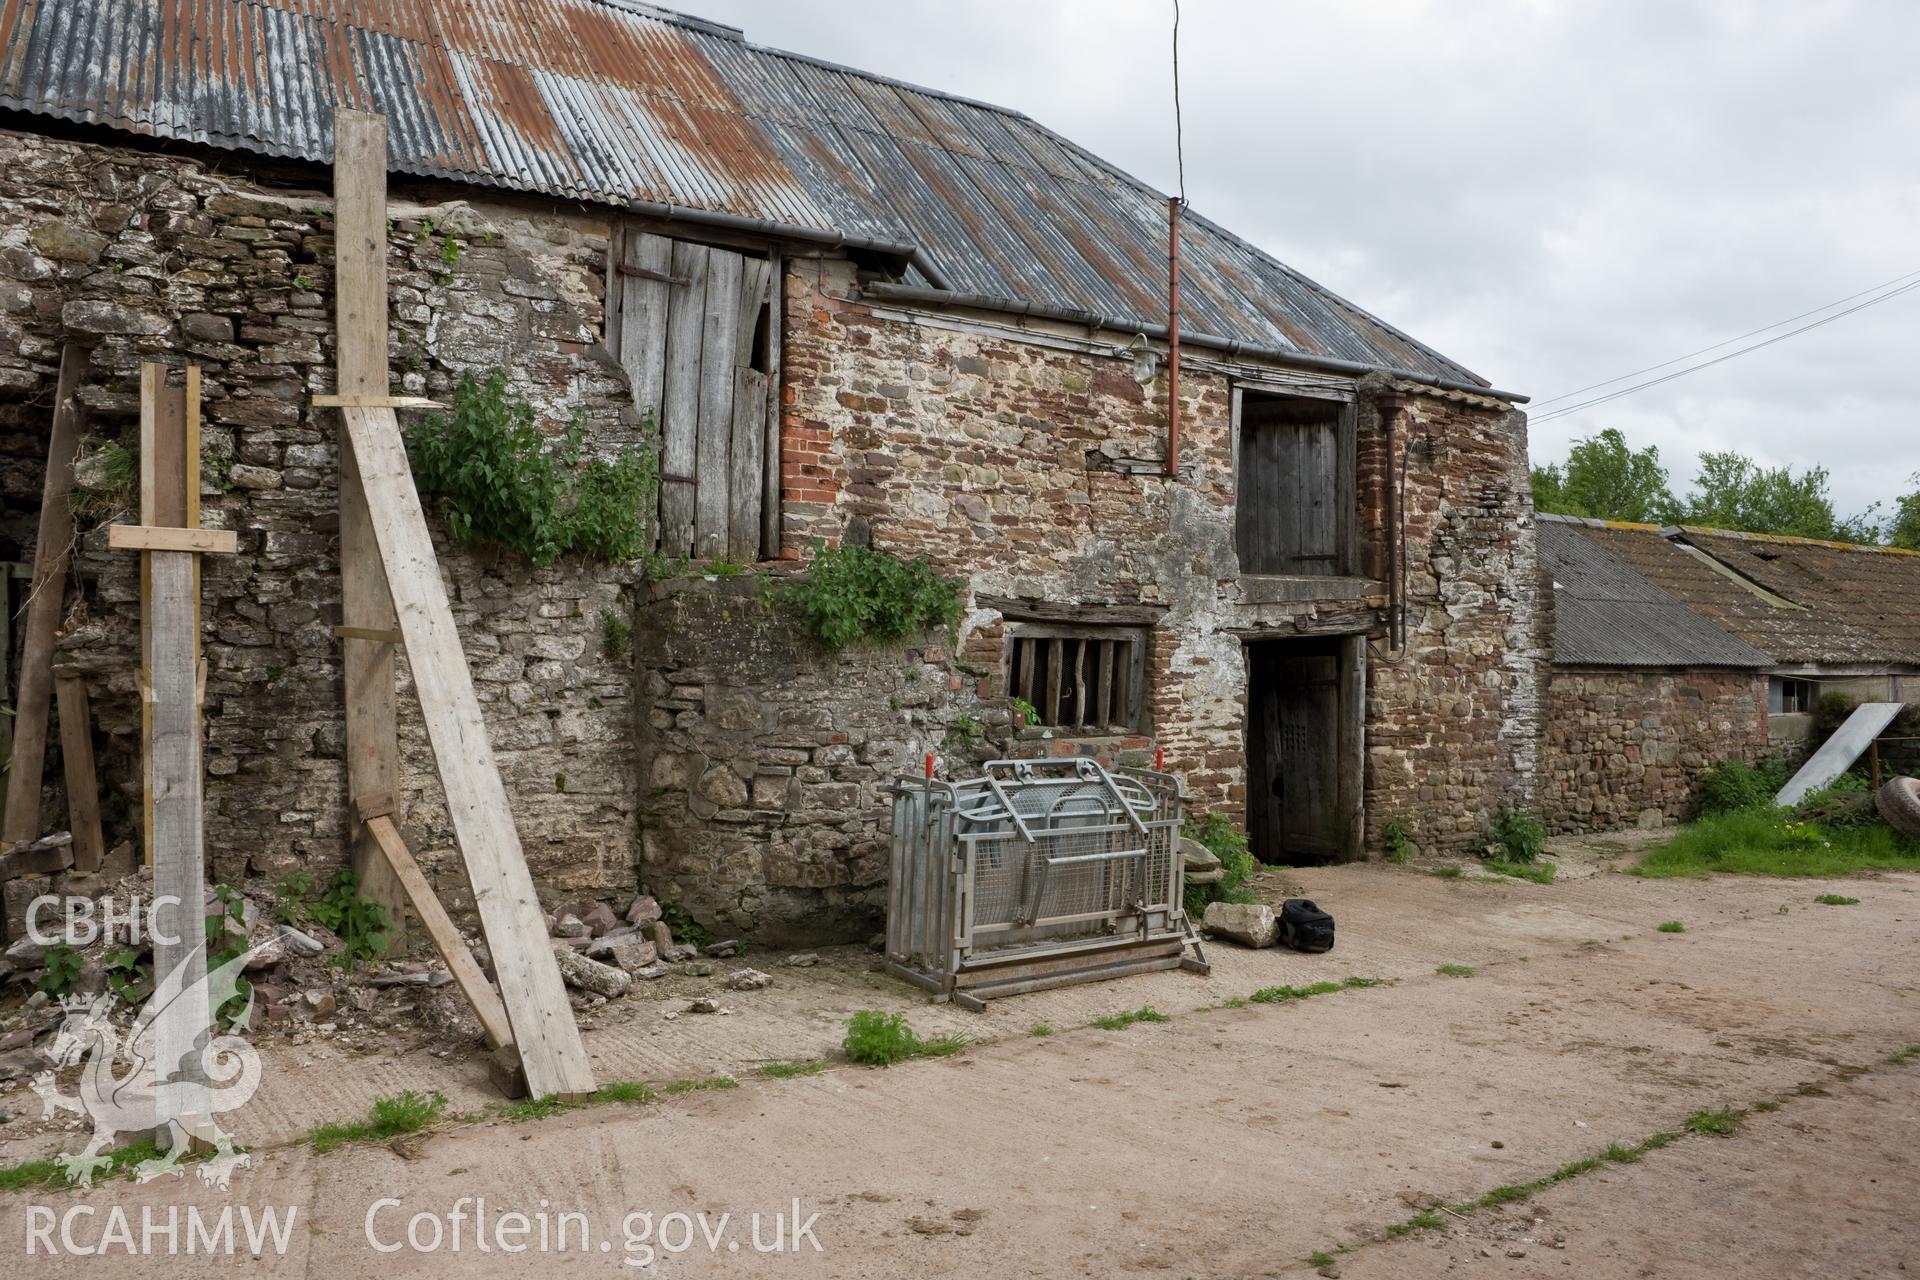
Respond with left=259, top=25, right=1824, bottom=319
left=0, top=0, right=1488, bottom=387
left=1538, top=517, right=1772, bottom=670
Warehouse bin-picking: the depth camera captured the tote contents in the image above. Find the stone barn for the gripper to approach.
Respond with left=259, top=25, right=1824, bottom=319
left=0, top=1, right=1546, bottom=943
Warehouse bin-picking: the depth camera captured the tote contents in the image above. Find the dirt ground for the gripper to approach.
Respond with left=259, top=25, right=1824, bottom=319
left=3, top=842, right=1916, bottom=1277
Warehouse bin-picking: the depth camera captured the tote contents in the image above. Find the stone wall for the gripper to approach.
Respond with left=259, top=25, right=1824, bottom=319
left=0, top=128, right=642, bottom=906
left=1360, top=398, right=1549, bottom=848
left=1541, top=669, right=1767, bottom=831
left=777, top=261, right=1548, bottom=860
left=632, top=574, right=981, bottom=942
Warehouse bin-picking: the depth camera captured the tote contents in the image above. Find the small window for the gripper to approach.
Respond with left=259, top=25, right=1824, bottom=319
left=1769, top=677, right=1817, bottom=714
left=1007, top=625, right=1147, bottom=732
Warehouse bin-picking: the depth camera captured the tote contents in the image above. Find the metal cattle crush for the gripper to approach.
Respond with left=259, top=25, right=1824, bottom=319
left=885, top=759, right=1208, bottom=1009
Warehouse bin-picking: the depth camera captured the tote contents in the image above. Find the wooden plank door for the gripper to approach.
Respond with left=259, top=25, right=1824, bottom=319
left=1247, top=641, right=1344, bottom=862
left=613, top=229, right=777, bottom=562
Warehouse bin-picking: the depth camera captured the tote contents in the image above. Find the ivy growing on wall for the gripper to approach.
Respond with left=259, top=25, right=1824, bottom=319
left=406, top=370, right=657, bottom=566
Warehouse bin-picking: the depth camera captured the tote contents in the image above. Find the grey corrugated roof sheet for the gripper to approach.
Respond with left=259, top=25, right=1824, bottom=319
left=1538, top=516, right=1772, bottom=669
left=0, top=0, right=1489, bottom=388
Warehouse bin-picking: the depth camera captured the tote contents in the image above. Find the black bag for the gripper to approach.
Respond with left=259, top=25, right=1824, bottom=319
left=1279, top=899, right=1335, bottom=953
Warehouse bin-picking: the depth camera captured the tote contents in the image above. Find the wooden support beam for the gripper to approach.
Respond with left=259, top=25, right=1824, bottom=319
left=310, top=394, right=445, bottom=410
left=3, top=344, right=89, bottom=852
left=340, top=404, right=594, bottom=1099
left=148, top=549, right=211, bottom=1128
left=107, top=526, right=237, bottom=554
left=333, top=626, right=401, bottom=644
left=333, top=108, right=409, bottom=943
left=138, top=363, right=189, bottom=867
left=54, top=675, right=103, bottom=875
left=364, top=815, right=513, bottom=1053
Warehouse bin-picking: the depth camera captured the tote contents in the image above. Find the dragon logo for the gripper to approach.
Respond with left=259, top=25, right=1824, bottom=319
left=30, top=944, right=263, bottom=1190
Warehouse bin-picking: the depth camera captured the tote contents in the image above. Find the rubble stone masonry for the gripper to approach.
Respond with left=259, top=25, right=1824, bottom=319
left=0, top=128, right=642, bottom=915
left=1542, top=669, right=1767, bottom=831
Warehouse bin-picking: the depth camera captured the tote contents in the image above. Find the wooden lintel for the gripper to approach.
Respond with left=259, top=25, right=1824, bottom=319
left=976, top=594, right=1170, bottom=627
left=364, top=814, right=515, bottom=1054
left=333, top=625, right=402, bottom=644
left=108, top=525, right=237, bottom=555
left=311, top=394, right=446, bottom=410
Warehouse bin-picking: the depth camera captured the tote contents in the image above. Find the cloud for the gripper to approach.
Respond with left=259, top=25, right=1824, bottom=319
left=687, top=0, right=1920, bottom=517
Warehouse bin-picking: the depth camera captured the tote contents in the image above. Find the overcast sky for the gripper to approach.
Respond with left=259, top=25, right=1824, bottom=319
left=682, top=0, right=1919, bottom=522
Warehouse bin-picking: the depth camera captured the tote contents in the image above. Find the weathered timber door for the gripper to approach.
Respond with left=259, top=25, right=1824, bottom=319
left=610, top=228, right=778, bottom=561
left=1245, top=636, right=1364, bottom=863
left=1235, top=392, right=1355, bottom=576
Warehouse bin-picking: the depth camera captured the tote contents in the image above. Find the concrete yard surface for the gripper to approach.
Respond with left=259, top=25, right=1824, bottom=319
left=3, top=859, right=1916, bottom=1277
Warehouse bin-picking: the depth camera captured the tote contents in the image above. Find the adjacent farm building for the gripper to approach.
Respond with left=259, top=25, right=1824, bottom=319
left=1539, top=514, right=1920, bottom=831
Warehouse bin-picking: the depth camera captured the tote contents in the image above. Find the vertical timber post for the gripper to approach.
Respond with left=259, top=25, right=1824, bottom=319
left=333, top=109, right=408, bottom=941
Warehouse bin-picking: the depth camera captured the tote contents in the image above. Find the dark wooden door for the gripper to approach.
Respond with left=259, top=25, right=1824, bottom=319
left=1247, top=642, right=1343, bottom=862
left=1236, top=395, right=1349, bottom=576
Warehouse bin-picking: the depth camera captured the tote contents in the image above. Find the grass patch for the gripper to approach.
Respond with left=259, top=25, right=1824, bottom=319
left=1028, top=1024, right=1053, bottom=1037
left=1090, top=1006, right=1171, bottom=1030
left=593, top=1080, right=654, bottom=1103
left=1430, top=866, right=1462, bottom=879
left=1483, top=858, right=1555, bottom=884
left=1309, top=1250, right=1336, bottom=1267
left=1633, top=808, right=1920, bottom=879
left=754, top=1060, right=828, bottom=1080
left=1889, top=1045, right=1920, bottom=1064
left=1250, top=981, right=1341, bottom=1004
left=1753, top=1100, right=1780, bottom=1112
left=498, top=1094, right=584, bottom=1123
left=310, top=1090, right=447, bottom=1153
left=1657, top=920, right=1686, bottom=933
left=660, top=1076, right=738, bottom=1095
left=1685, top=1105, right=1744, bottom=1136
left=917, top=1033, right=971, bottom=1057
left=1480, top=1183, right=1532, bottom=1206
left=1436, top=963, right=1475, bottom=978
left=842, top=1011, right=970, bottom=1064
left=1813, top=893, right=1859, bottom=905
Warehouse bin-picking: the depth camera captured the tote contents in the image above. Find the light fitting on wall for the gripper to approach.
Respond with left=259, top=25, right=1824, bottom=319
left=1120, top=332, right=1159, bottom=385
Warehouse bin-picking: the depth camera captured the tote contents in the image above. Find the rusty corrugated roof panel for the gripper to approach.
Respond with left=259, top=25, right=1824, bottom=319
left=0, top=0, right=1488, bottom=385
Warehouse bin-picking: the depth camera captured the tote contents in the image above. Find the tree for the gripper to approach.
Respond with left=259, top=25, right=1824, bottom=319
left=1890, top=473, right=1920, bottom=550
left=1529, top=428, right=1674, bottom=522
left=1670, top=451, right=1875, bottom=542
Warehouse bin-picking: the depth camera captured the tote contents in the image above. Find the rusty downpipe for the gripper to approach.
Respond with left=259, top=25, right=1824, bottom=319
left=1376, top=391, right=1411, bottom=657
left=1384, top=397, right=1401, bottom=651
left=1165, top=195, right=1183, bottom=478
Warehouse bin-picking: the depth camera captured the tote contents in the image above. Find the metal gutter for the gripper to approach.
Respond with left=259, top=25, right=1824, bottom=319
left=857, top=280, right=1530, bottom=403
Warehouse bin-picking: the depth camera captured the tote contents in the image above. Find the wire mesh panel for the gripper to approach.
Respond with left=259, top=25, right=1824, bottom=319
left=886, top=759, right=1205, bottom=1008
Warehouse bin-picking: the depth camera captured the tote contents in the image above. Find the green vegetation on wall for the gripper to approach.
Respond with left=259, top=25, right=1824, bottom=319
left=407, top=370, right=657, bottom=566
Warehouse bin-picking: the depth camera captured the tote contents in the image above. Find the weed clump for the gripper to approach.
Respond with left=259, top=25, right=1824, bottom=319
left=782, top=542, right=961, bottom=650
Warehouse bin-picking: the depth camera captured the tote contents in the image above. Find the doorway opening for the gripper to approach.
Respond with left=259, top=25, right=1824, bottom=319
left=1244, top=635, right=1364, bottom=865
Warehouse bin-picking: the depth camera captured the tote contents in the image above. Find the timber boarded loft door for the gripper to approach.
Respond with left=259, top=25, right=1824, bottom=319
left=609, top=228, right=779, bottom=561
left=1235, top=392, right=1356, bottom=576
left=1245, top=635, right=1365, bottom=863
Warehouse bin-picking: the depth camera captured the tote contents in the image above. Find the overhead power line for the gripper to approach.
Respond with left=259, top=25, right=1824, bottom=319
left=1530, top=265, right=1920, bottom=410
left=1533, top=274, right=1920, bottom=425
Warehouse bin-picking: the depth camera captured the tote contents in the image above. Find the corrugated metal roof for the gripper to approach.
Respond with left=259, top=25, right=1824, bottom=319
left=1538, top=517, right=1772, bottom=669
left=0, top=0, right=1488, bottom=387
